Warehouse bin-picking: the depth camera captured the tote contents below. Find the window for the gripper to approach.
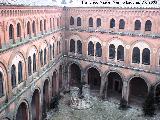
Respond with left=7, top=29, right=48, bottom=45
left=109, top=44, right=115, bottom=59
left=18, top=61, right=23, bottom=83
left=33, top=53, right=36, bottom=72
left=89, top=17, right=93, bottom=27
left=44, top=48, right=47, bottom=65
left=59, top=41, right=61, bottom=54
left=9, top=24, right=14, bottom=39
left=44, top=19, right=46, bottom=31
left=142, top=48, right=150, bottom=65
left=28, top=56, right=32, bottom=76
left=70, top=39, right=75, bottom=53
left=97, top=18, right=101, bottom=27
left=27, top=21, right=30, bottom=35
left=0, top=72, right=4, bottom=97
left=50, top=44, right=52, bottom=60
left=110, top=18, right=115, bottom=28
left=57, top=41, right=59, bottom=55
left=77, top=17, right=81, bottom=26
left=40, top=49, right=43, bottom=66
left=11, top=65, right=16, bottom=88
left=119, top=19, right=125, bottom=29
left=17, top=23, right=21, bottom=37
left=134, top=20, right=141, bottom=30
left=70, top=16, right=74, bottom=25
left=32, top=21, right=36, bottom=34
left=96, top=42, right=102, bottom=57
left=57, top=18, right=59, bottom=27
left=53, top=43, right=54, bottom=58
left=132, top=47, right=140, bottom=63
left=117, top=45, right=124, bottom=61
left=88, top=41, right=94, bottom=56
left=145, top=20, right=152, bottom=31
left=77, top=40, right=82, bottom=54
left=40, top=20, right=43, bottom=32
left=53, top=18, right=55, bottom=28
left=50, top=18, right=52, bottom=29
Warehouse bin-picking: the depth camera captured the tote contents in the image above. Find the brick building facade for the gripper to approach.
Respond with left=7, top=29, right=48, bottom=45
left=0, top=1, right=160, bottom=119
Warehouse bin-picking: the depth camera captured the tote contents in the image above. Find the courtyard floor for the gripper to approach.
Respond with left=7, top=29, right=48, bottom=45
left=48, top=93, right=160, bottom=120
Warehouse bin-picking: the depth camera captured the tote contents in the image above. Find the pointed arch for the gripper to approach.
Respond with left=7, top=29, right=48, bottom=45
left=89, top=17, right=93, bottom=27
left=88, top=41, right=94, bottom=56
left=77, top=17, right=81, bottom=26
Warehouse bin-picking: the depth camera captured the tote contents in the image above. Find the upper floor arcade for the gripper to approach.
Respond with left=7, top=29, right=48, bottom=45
left=0, top=5, right=64, bottom=51
left=66, top=7, right=160, bottom=38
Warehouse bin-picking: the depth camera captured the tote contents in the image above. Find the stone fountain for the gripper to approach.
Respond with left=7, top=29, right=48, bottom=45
left=70, top=84, right=93, bottom=110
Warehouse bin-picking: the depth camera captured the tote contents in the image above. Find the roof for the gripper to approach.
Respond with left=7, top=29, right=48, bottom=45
left=0, top=0, right=160, bottom=8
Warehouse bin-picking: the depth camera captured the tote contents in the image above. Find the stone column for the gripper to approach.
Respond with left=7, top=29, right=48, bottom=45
left=122, top=80, right=129, bottom=103
left=99, top=74, right=104, bottom=97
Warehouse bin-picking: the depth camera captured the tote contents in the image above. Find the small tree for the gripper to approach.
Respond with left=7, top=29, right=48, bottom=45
left=142, top=86, right=155, bottom=117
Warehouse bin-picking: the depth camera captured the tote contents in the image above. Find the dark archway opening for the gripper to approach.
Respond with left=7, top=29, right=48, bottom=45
left=155, top=84, right=160, bottom=109
left=129, top=77, right=148, bottom=105
left=16, top=102, right=28, bottom=120
left=42, top=80, right=49, bottom=119
left=107, top=72, right=123, bottom=100
left=70, top=63, right=81, bottom=87
left=88, top=68, right=101, bottom=92
left=59, top=65, right=63, bottom=90
left=31, top=89, right=40, bottom=120
left=52, top=71, right=57, bottom=96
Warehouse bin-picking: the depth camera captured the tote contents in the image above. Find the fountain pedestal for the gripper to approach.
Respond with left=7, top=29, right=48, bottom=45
left=70, top=85, right=93, bottom=110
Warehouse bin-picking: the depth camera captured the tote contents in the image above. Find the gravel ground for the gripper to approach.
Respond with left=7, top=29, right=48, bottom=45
left=48, top=94, right=160, bottom=120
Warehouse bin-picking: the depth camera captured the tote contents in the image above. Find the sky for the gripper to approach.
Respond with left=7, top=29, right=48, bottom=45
left=0, top=0, right=160, bottom=8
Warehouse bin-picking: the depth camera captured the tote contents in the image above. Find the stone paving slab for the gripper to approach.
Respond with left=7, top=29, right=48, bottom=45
left=49, top=94, right=160, bottom=120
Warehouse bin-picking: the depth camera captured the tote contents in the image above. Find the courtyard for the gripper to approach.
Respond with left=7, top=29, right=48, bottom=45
left=47, top=93, right=160, bottom=120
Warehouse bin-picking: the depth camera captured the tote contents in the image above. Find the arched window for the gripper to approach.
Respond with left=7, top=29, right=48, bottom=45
left=97, top=18, right=101, bottom=27
left=50, top=18, right=52, bottom=29
left=17, top=23, right=21, bottom=37
left=40, top=49, right=43, bottom=66
left=28, top=56, right=32, bottom=76
left=44, top=48, right=47, bottom=65
left=117, top=45, right=124, bottom=61
left=0, top=72, right=4, bottom=97
left=27, top=21, right=30, bottom=35
left=109, top=44, right=115, bottom=59
left=57, top=18, right=59, bottom=27
left=33, top=53, right=36, bottom=72
left=89, top=17, right=93, bottom=27
left=44, top=19, right=46, bottom=31
left=134, top=20, right=141, bottom=30
left=53, top=18, right=55, bottom=28
left=142, top=48, right=150, bottom=65
left=11, top=64, right=16, bottom=88
left=77, top=17, right=81, bottom=26
left=88, top=41, right=94, bottom=56
left=70, top=39, right=75, bottom=53
left=50, top=44, right=52, bottom=60
left=110, top=18, right=115, bottom=28
left=77, top=40, right=82, bottom=54
left=57, top=41, right=59, bottom=55
left=53, top=43, right=54, bottom=58
left=145, top=20, right=152, bottom=31
left=40, top=20, right=43, bottom=32
left=9, top=24, right=14, bottom=39
left=119, top=19, right=125, bottom=29
left=132, top=47, right=140, bottom=63
left=70, top=16, right=74, bottom=25
left=96, top=42, right=102, bottom=57
left=59, top=41, right=61, bottom=54
left=32, top=21, right=36, bottom=34
left=18, top=61, right=23, bottom=83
